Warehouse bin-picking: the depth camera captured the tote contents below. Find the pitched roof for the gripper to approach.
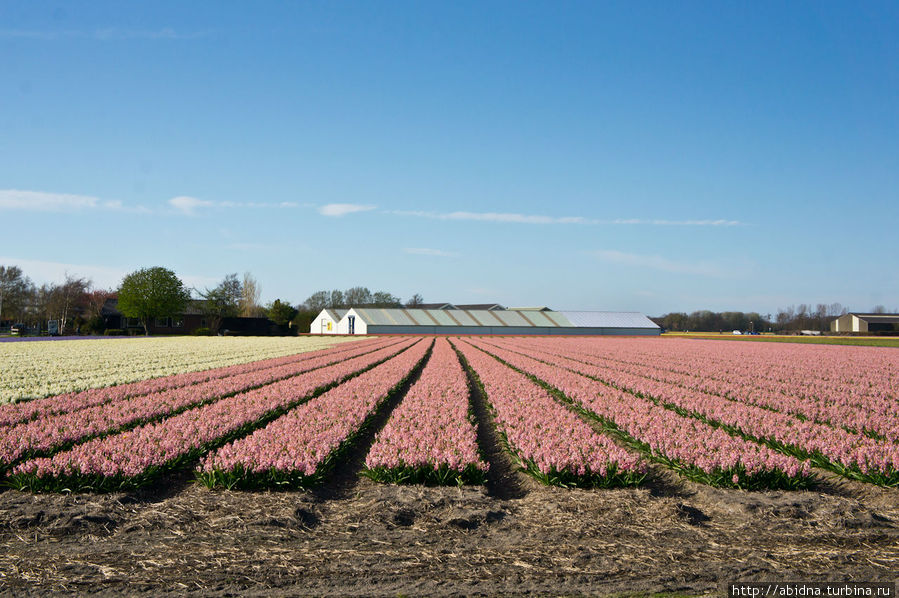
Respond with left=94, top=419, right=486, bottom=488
left=454, top=303, right=505, bottom=311
left=321, top=308, right=349, bottom=320
left=346, top=308, right=659, bottom=329
left=850, top=313, right=899, bottom=324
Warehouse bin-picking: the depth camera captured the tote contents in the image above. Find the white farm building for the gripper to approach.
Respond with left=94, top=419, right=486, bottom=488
left=309, top=309, right=348, bottom=335
left=310, top=306, right=660, bottom=336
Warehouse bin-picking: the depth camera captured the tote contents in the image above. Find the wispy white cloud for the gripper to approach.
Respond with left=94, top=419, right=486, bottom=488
left=390, top=210, right=742, bottom=227
left=404, top=247, right=460, bottom=257
left=219, top=201, right=300, bottom=208
left=592, top=249, right=727, bottom=277
left=169, top=196, right=214, bottom=215
left=0, top=256, right=125, bottom=289
left=391, top=210, right=586, bottom=224
left=0, top=28, right=209, bottom=41
left=0, top=255, right=217, bottom=290
left=318, top=203, right=376, bottom=217
left=169, top=197, right=302, bottom=215
left=0, top=189, right=148, bottom=213
left=641, top=219, right=742, bottom=227
left=93, top=28, right=209, bottom=41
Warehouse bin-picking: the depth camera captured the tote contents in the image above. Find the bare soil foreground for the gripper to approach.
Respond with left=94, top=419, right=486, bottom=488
left=1, top=465, right=897, bottom=597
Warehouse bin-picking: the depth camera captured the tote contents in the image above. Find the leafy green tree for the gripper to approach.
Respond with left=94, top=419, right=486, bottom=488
left=266, top=299, right=298, bottom=326
left=292, top=309, right=318, bottom=334
left=117, top=267, right=191, bottom=335
left=197, top=273, right=242, bottom=333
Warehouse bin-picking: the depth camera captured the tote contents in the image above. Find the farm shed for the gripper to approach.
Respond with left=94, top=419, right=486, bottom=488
left=309, top=309, right=348, bottom=335
left=315, top=307, right=660, bottom=336
left=831, top=313, right=899, bottom=333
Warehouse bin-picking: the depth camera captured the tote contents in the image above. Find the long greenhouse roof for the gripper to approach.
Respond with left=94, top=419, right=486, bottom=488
left=347, top=308, right=658, bottom=329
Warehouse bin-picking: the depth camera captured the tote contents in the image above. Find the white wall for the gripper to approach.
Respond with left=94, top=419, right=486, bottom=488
left=309, top=310, right=339, bottom=334
left=337, top=309, right=367, bottom=335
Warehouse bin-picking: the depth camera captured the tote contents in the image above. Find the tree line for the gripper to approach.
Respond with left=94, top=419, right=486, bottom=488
left=0, top=263, right=424, bottom=336
left=4, top=261, right=892, bottom=336
left=653, top=303, right=895, bottom=333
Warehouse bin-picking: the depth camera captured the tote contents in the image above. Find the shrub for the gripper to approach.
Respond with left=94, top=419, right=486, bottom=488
left=104, top=329, right=126, bottom=336
left=192, top=327, right=213, bottom=336
left=86, top=315, right=107, bottom=335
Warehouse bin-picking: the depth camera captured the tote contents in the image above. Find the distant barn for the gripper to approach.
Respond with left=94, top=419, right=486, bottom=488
left=310, top=306, right=660, bottom=336
left=831, top=313, right=899, bottom=333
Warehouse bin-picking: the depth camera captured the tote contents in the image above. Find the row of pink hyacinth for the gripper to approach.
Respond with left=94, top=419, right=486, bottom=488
left=489, top=338, right=899, bottom=477
left=538, top=337, right=899, bottom=440
left=0, top=337, right=402, bottom=468
left=365, top=338, right=488, bottom=475
left=199, top=339, right=430, bottom=478
left=508, top=337, right=899, bottom=444
left=0, top=337, right=383, bottom=428
left=454, top=340, right=645, bottom=479
left=12, top=339, right=419, bottom=480
left=465, top=339, right=811, bottom=481
left=555, top=337, right=897, bottom=414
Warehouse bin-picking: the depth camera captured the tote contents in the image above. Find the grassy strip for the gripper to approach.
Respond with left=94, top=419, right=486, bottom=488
left=361, top=463, right=488, bottom=486
left=6, top=343, right=417, bottom=493
left=468, top=342, right=815, bottom=491
left=198, top=340, right=434, bottom=491
left=665, top=333, right=899, bottom=348
left=451, top=340, right=645, bottom=489
left=0, top=339, right=406, bottom=478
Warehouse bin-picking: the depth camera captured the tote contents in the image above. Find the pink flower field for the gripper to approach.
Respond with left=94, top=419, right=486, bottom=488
left=363, top=338, right=489, bottom=485
left=4, top=335, right=897, bottom=493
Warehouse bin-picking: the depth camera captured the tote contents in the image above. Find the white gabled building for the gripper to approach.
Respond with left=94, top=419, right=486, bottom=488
left=309, top=308, right=348, bottom=335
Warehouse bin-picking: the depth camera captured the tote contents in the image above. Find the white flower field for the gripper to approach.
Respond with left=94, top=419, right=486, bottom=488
left=0, top=336, right=355, bottom=404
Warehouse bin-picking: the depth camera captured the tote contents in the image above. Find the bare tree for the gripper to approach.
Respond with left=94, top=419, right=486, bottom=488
left=344, top=286, right=372, bottom=306
left=371, top=291, right=401, bottom=307
left=329, top=289, right=345, bottom=308
left=85, top=289, right=116, bottom=319
left=0, top=265, right=32, bottom=325
left=239, top=272, right=263, bottom=317
left=303, top=291, right=329, bottom=312
left=872, top=305, right=887, bottom=313
left=405, top=293, right=424, bottom=307
left=828, top=303, right=845, bottom=318
left=47, top=274, right=91, bottom=333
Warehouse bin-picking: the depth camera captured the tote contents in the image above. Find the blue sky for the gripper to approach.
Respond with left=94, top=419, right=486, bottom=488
left=1, top=2, right=897, bottom=315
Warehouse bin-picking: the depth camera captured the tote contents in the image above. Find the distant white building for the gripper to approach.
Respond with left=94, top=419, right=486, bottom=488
left=311, top=306, right=660, bottom=336
left=831, top=313, right=899, bottom=333
left=309, top=309, right=348, bottom=335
